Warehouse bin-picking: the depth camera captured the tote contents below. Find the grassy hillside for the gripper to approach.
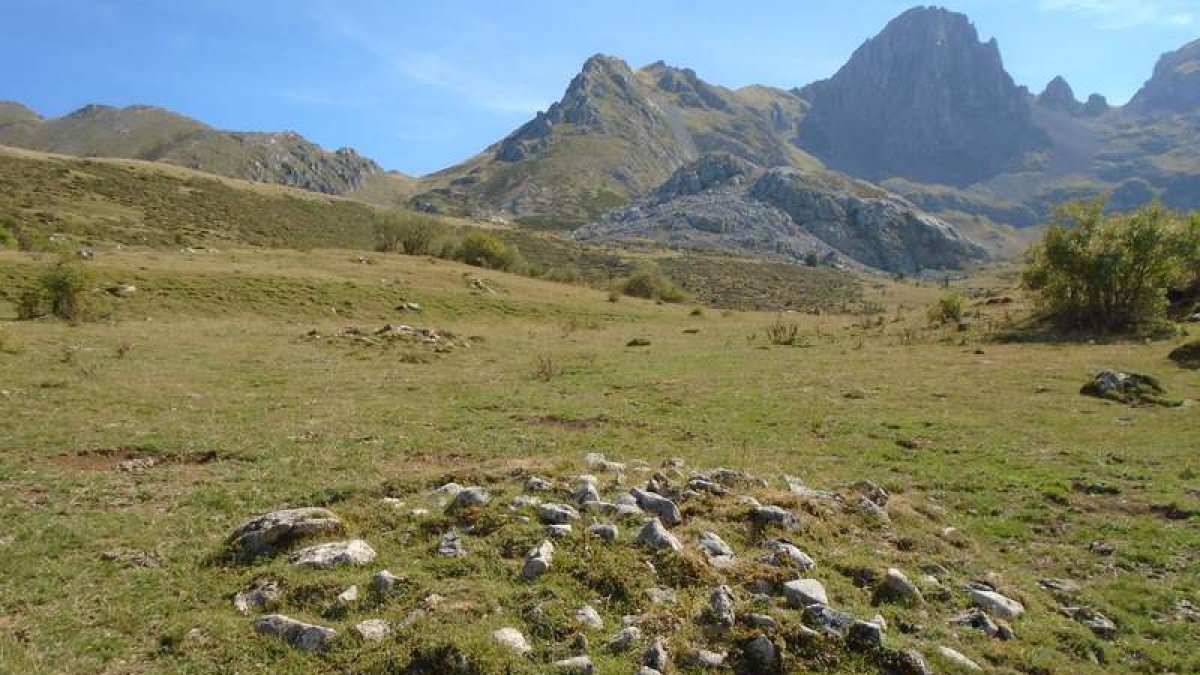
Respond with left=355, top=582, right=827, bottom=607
left=0, top=246, right=1196, bottom=674
left=0, top=145, right=862, bottom=313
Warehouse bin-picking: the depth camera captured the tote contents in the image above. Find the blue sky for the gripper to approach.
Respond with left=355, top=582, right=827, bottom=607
left=1, top=1, right=1196, bottom=175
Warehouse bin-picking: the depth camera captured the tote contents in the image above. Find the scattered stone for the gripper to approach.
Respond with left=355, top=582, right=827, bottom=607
left=608, top=625, right=642, bottom=652
left=450, top=486, right=490, bottom=509
left=627, top=338, right=652, bottom=348
left=382, top=497, right=405, bottom=509
left=851, top=480, right=889, bottom=506
left=234, top=580, right=281, bottom=615
left=783, top=578, right=828, bottom=608
left=743, top=635, right=778, bottom=671
left=431, top=482, right=465, bottom=501
left=936, top=646, right=982, bottom=671
left=521, top=540, right=555, bottom=580
left=762, top=539, right=815, bottom=570
left=576, top=605, right=604, bottom=630
left=525, top=476, right=554, bottom=492
left=857, top=496, right=891, bottom=524
left=950, top=608, right=1002, bottom=638
left=874, top=568, right=924, bottom=605
left=227, top=507, right=342, bottom=559
left=1039, top=578, right=1082, bottom=595
left=710, top=585, right=737, bottom=626
left=885, top=649, right=933, bottom=675
left=1062, top=606, right=1118, bottom=639
left=784, top=475, right=841, bottom=501
left=630, top=488, right=682, bottom=526
left=335, top=585, right=358, bottom=605
left=548, top=524, right=574, bottom=538
left=492, top=627, right=532, bottom=655
left=254, top=614, right=336, bottom=651
left=537, top=503, right=581, bottom=525
left=635, top=518, right=682, bottom=551
left=289, top=539, right=376, bottom=569
left=688, top=478, right=728, bottom=495
left=354, top=619, right=391, bottom=642
left=698, top=531, right=736, bottom=567
left=745, top=613, right=778, bottom=631
left=752, top=505, right=798, bottom=530
left=969, top=588, right=1025, bottom=621
left=410, top=508, right=430, bottom=517
left=106, top=284, right=137, bottom=298
left=644, top=637, right=670, bottom=671
left=588, top=523, right=618, bottom=542
left=438, top=530, right=466, bottom=557
left=573, top=480, right=602, bottom=504
left=552, top=655, right=594, bottom=673
left=372, top=570, right=401, bottom=594
left=847, top=620, right=885, bottom=651
left=804, top=604, right=854, bottom=636
left=691, top=648, right=727, bottom=668
left=511, top=495, right=541, bottom=509
left=1081, top=369, right=1175, bottom=406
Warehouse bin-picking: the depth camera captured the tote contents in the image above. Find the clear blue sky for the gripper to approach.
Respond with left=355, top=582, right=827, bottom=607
left=2, top=1, right=1196, bottom=175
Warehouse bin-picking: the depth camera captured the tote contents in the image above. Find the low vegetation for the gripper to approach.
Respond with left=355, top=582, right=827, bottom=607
left=1023, top=198, right=1200, bottom=332
left=16, top=257, right=106, bottom=322
left=615, top=264, right=688, bottom=303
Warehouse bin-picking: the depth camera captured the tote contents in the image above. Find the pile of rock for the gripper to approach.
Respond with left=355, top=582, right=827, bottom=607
left=304, top=324, right=470, bottom=353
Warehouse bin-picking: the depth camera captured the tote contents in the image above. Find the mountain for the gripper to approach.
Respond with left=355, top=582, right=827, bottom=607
left=796, top=6, right=1048, bottom=187
left=575, top=153, right=985, bottom=273
left=0, top=102, right=397, bottom=197
left=412, top=55, right=820, bottom=226
left=1128, top=39, right=1200, bottom=114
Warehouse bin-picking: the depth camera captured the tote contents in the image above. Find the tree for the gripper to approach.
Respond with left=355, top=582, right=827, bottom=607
left=1023, top=198, right=1196, bottom=331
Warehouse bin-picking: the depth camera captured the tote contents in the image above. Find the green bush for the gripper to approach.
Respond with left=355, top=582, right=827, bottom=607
left=928, top=293, right=966, bottom=325
left=17, top=259, right=105, bottom=322
left=374, top=212, right=440, bottom=255
left=1024, top=199, right=1199, bottom=331
left=0, top=220, right=17, bottom=249
left=617, top=264, right=688, bottom=303
left=456, top=231, right=523, bottom=272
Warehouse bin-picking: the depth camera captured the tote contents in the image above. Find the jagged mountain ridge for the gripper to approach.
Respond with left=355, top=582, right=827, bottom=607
left=574, top=153, right=985, bottom=273
left=0, top=103, right=399, bottom=197
left=412, top=55, right=820, bottom=226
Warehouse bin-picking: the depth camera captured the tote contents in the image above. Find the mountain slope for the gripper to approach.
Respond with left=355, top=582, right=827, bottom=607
left=1128, top=39, right=1200, bottom=114
left=574, top=153, right=985, bottom=273
left=412, top=55, right=821, bottom=226
left=796, top=6, right=1047, bottom=187
left=0, top=103, right=391, bottom=197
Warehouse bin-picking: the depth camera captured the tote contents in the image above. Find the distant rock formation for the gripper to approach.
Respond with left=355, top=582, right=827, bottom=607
left=575, top=154, right=986, bottom=273
left=796, top=6, right=1048, bottom=186
left=1128, top=39, right=1200, bottom=114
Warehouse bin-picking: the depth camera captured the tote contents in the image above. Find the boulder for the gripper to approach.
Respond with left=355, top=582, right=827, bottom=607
left=644, top=637, right=670, bottom=671
left=743, top=635, right=778, bottom=671
left=1062, top=606, right=1117, bottom=639
left=710, top=585, right=737, bottom=626
left=492, top=627, right=532, bottom=655
left=762, top=539, right=815, bottom=570
left=234, top=580, right=281, bottom=615
left=521, top=540, right=555, bottom=580
left=608, top=625, right=642, bottom=652
left=576, top=605, right=604, bottom=630
left=630, top=488, right=682, bottom=525
left=782, top=578, right=828, bottom=608
left=1081, top=369, right=1174, bottom=406
left=588, top=523, right=619, bottom=542
left=450, top=486, right=490, bottom=509
left=936, top=646, right=982, bottom=670
left=537, top=503, right=581, bottom=525
left=254, top=614, right=336, bottom=651
left=372, top=570, right=401, bottom=594
left=552, top=655, right=594, bottom=673
left=969, top=588, right=1025, bottom=621
left=874, top=568, right=924, bottom=605
left=227, top=507, right=342, bottom=558
left=289, top=539, right=376, bottom=569
left=635, top=519, right=682, bottom=551
left=847, top=620, right=884, bottom=651
left=353, top=619, right=391, bottom=642
left=438, top=530, right=466, bottom=557
left=752, top=505, right=798, bottom=530
left=1168, top=341, right=1200, bottom=369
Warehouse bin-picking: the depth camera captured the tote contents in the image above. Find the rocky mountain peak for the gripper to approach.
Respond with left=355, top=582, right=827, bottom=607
left=1038, top=76, right=1081, bottom=114
left=641, top=61, right=733, bottom=112
left=797, top=5, right=1047, bottom=186
left=1129, top=38, right=1200, bottom=114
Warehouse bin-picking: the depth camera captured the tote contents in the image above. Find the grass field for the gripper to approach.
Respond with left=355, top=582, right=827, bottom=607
left=0, top=245, right=1197, bottom=674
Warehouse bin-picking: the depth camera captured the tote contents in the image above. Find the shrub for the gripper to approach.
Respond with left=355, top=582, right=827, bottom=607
left=927, top=293, right=966, bottom=325
left=532, top=353, right=562, bottom=381
left=618, top=264, right=688, bottom=303
left=765, top=317, right=800, bottom=345
left=1024, top=199, right=1199, bottom=331
left=17, top=259, right=105, bottom=322
left=0, top=220, right=17, bottom=249
left=374, top=212, right=440, bottom=255
left=456, top=231, right=522, bottom=272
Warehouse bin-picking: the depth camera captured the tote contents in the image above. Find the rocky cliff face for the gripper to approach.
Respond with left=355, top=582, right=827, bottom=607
left=796, top=6, right=1047, bottom=187
left=1129, top=39, right=1200, bottom=114
left=575, top=154, right=985, bottom=273
left=0, top=104, right=384, bottom=196
left=1038, top=77, right=1081, bottom=114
